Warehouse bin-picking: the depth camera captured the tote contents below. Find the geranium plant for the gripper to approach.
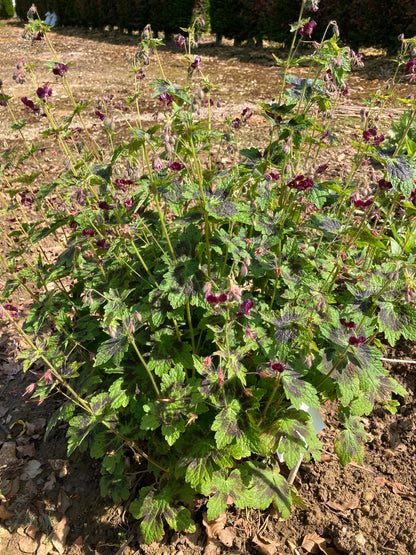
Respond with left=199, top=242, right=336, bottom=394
left=1, top=1, right=415, bottom=543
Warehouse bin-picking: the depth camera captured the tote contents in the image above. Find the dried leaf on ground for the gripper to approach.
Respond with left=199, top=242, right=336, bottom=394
left=16, top=442, right=36, bottom=458
left=202, top=512, right=227, bottom=538
left=204, top=540, right=220, bottom=555
left=18, top=534, right=39, bottom=554
left=326, top=496, right=360, bottom=512
left=43, top=472, right=57, bottom=492
left=375, top=477, right=416, bottom=501
left=21, top=459, right=43, bottom=480
left=302, top=533, right=341, bottom=554
left=49, top=516, right=70, bottom=554
left=57, top=487, right=71, bottom=514
left=25, top=524, right=39, bottom=539
left=0, top=442, right=17, bottom=465
left=252, top=533, right=279, bottom=555
left=218, top=527, right=236, bottom=547
left=0, top=503, right=13, bottom=520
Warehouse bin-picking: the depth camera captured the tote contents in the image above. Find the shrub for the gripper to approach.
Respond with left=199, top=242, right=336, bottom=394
left=0, top=0, right=15, bottom=18
left=1, top=3, right=416, bottom=544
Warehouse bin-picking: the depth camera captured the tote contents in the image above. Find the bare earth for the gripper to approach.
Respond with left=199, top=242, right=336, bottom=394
left=0, top=19, right=415, bottom=555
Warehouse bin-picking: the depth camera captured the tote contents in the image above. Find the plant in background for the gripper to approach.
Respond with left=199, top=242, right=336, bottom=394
left=1, top=1, right=416, bottom=544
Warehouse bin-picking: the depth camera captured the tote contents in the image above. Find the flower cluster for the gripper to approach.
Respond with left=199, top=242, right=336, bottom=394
left=174, top=34, right=186, bottom=49
left=168, top=161, right=185, bottom=171
left=236, top=298, right=254, bottom=317
left=350, top=193, right=373, bottom=208
left=404, top=58, right=416, bottom=82
left=299, top=20, right=317, bottom=37
left=287, top=175, right=314, bottom=192
left=378, top=178, right=392, bottom=192
left=52, top=62, right=69, bottom=76
left=113, top=178, right=134, bottom=192
left=363, top=128, right=384, bottom=145
left=159, top=92, right=174, bottom=106
left=0, top=303, right=19, bottom=325
left=21, top=96, right=40, bottom=114
left=340, top=318, right=357, bottom=329
left=348, top=335, right=366, bottom=347
left=205, top=291, right=228, bottom=306
left=36, top=83, right=52, bottom=101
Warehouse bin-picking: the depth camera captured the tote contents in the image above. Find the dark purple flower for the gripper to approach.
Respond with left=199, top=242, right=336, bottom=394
left=350, top=193, right=373, bottom=208
left=363, top=128, right=377, bottom=142
left=315, top=163, right=328, bottom=175
left=373, top=134, right=385, bottom=146
left=21, top=96, right=39, bottom=114
left=174, top=34, right=186, bottom=49
left=190, top=56, right=201, bottom=70
left=94, top=110, right=105, bottom=121
left=299, top=20, right=317, bottom=37
left=124, top=198, right=133, bottom=208
left=265, top=111, right=283, bottom=124
left=404, top=58, right=416, bottom=74
left=242, top=107, right=252, bottom=121
left=378, top=178, right=392, bottom=192
left=36, top=83, right=52, bottom=101
left=159, top=92, right=174, bottom=106
left=266, top=172, right=280, bottom=181
left=113, top=178, right=134, bottom=191
left=3, top=303, right=19, bottom=319
left=97, top=201, right=114, bottom=210
left=82, top=229, right=95, bottom=237
left=270, top=361, right=285, bottom=374
left=19, top=188, right=38, bottom=206
left=340, top=318, right=357, bottom=330
left=348, top=335, right=366, bottom=347
left=205, top=291, right=227, bottom=306
left=136, top=69, right=146, bottom=80
left=168, top=161, right=185, bottom=171
left=236, top=298, right=254, bottom=317
left=52, top=63, right=68, bottom=76
left=96, top=238, right=110, bottom=250
left=231, top=117, right=241, bottom=129
left=287, top=174, right=314, bottom=192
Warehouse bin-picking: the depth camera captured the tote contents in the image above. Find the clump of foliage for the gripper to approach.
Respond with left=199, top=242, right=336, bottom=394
left=1, top=0, right=416, bottom=544
left=0, top=0, right=14, bottom=18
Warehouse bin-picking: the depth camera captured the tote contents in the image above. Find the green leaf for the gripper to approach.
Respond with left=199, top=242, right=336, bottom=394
left=378, top=302, right=416, bottom=345
left=276, top=408, right=322, bottom=469
left=131, top=487, right=165, bottom=543
left=130, top=484, right=195, bottom=544
left=178, top=438, right=216, bottom=493
left=94, top=328, right=129, bottom=366
left=164, top=506, right=195, bottom=535
left=108, top=378, right=130, bottom=409
left=211, top=399, right=242, bottom=449
left=206, top=468, right=252, bottom=520
left=334, top=415, right=366, bottom=465
left=245, top=461, right=292, bottom=517
left=281, top=370, right=320, bottom=409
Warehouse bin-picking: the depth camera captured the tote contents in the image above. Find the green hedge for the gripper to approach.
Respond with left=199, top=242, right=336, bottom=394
left=0, top=0, right=14, bottom=17
left=13, top=0, right=416, bottom=50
